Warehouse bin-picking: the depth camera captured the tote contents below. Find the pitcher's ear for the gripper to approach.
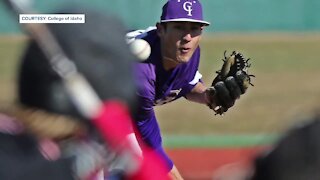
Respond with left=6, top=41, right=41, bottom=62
left=156, top=22, right=165, bottom=36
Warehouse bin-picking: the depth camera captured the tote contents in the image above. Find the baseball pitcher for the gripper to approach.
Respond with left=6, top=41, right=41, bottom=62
left=127, top=0, right=254, bottom=179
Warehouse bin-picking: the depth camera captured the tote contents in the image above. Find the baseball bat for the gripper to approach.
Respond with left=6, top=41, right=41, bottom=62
left=4, top=0, right=102, bottom=118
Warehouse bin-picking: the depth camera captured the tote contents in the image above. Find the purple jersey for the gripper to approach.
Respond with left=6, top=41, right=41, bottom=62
left=128, top=27, right=202, bottom=170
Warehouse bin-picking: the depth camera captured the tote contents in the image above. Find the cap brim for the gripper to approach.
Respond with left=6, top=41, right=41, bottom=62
left=161, top=18, right=210, bottom=26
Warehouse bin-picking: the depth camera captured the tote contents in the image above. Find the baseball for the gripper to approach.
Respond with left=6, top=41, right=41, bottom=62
left=129, top=39, right=151, bottom=61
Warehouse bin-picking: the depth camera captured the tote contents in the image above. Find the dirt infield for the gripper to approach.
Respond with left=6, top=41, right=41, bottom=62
left=167, top=146, right=267, bottom=180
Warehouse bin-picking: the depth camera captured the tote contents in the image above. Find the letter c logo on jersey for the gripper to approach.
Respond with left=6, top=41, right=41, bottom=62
left=183, top=1, right=193, bottom=16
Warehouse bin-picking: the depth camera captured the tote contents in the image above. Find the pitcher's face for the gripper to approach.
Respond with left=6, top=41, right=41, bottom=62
left=157, top=22, right=204, bottom=64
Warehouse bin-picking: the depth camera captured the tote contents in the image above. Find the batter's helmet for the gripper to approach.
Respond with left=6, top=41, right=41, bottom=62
left=252, top=115, right=320, bottom=180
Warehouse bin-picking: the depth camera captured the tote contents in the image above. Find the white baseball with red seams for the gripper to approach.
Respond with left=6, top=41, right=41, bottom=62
left=129, top=39, right=151, bottom=61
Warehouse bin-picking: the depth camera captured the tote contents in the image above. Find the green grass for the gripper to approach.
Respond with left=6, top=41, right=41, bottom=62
left=200, top=34, right=320, bottom=73
left=163, top=134, right=278, bottom=148
left=1, top=34, right=320, bottom=147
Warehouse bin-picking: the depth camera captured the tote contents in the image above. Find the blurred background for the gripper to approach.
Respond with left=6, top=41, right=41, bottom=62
left=1, top=0, right=320, bottom=179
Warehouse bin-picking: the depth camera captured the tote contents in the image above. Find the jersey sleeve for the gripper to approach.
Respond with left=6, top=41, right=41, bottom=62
left=181, top=48, right=203, bottom=96
left=126, top=27, right=156, bottom=43
left=183, top=70, right=203, bottom=95
left=134, top=97, right=173, bottom=171
left=133, top=62, right=174, bottom=171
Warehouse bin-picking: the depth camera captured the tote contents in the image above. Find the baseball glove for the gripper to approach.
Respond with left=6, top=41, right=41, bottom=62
left=206, top=51, right=254, bottom=115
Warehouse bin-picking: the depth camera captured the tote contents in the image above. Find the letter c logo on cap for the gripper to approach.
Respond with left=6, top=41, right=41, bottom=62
left=183, top=1, right=193, bottom=16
